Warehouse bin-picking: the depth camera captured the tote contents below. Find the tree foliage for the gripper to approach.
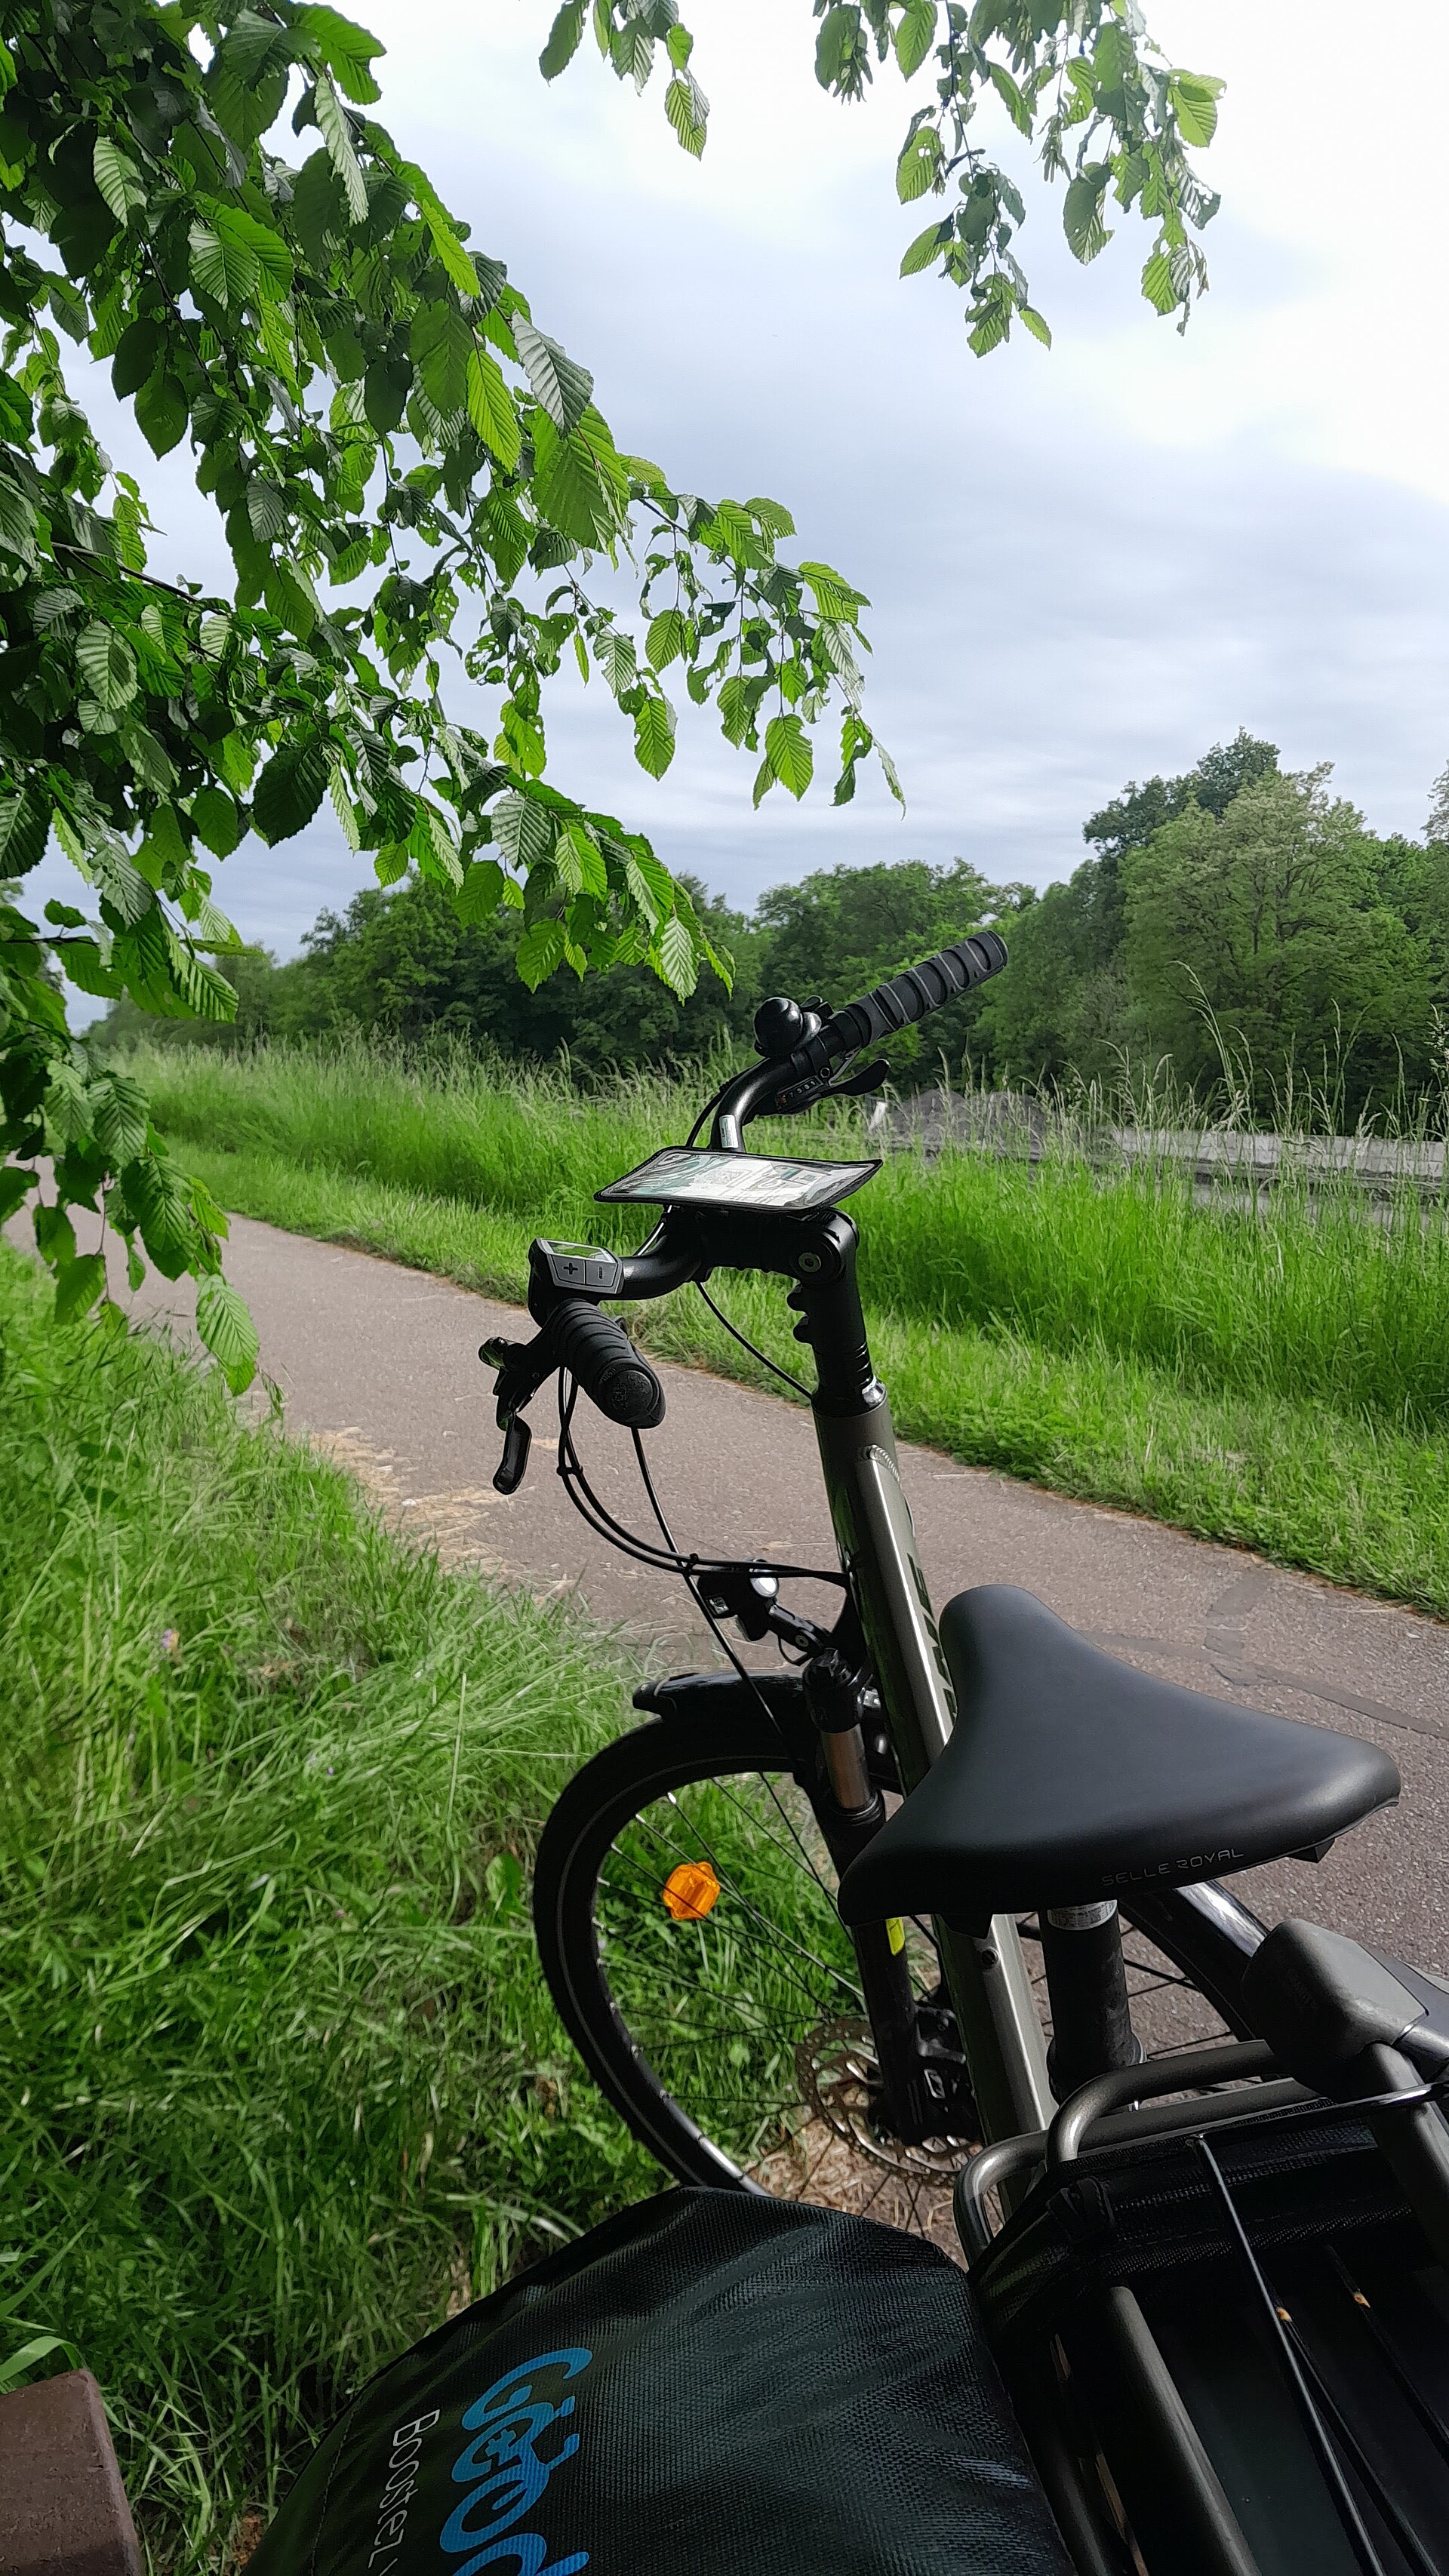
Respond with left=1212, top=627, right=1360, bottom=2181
left=0, top=0, right=891, bottom=1372
left=549, top=0, right=1225, bottom=352
left=0, top=0, right=1222, bottom=1378
left=976, top=739, right=1449, bottom=1123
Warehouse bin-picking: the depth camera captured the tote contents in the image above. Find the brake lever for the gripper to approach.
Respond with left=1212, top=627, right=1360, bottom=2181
left=479, top=1333, right=552, bottom=1495
left=494, top=1412, right=532, bottom=1495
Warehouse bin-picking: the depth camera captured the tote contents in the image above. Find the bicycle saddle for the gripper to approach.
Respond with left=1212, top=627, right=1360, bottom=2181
left=838, top=1585, right=1399, bottom=1929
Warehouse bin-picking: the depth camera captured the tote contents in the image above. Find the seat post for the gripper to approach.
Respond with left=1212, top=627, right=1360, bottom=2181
left=1040, top=1901, right=1142, bottom=2098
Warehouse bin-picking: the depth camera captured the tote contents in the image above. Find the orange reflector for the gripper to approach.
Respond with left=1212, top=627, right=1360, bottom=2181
left=662, top=1861, right=721, bottom=1923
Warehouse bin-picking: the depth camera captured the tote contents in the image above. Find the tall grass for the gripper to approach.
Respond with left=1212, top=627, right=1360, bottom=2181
left=137, top=1035, right=1449, bottom=1436
left=0, top=1244, right=653, bottom=2568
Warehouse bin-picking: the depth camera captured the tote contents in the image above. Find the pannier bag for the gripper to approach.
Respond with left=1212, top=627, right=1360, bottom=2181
left=251, top=2188, right=1073, bottom=2576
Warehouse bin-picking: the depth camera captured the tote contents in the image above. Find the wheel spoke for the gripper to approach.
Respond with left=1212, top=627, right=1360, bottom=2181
left=543, top=1732, right=1238, bottom=2256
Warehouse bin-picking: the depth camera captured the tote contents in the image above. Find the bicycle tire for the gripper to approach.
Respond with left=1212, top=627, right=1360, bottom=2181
left=534, top=1710, right=796, bottom=2192
left=536, top=1716, right=1243, bottom=2227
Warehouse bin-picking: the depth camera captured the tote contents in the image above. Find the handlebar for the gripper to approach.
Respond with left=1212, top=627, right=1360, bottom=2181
left=711, top=927, right=1009, bottom=1146
left=482, top=926, right=1011, bottom=1479
left=552, top=1297, right=665, bottom=1430
left=786, top=930, right=1008, bottom=1086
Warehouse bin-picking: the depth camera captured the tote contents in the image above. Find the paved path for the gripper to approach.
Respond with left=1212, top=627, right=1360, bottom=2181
left=12, top=1208, right=1449, bottom=1975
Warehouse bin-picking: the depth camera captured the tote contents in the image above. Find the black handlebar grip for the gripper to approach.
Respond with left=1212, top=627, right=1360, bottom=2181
left=786, top=930, right=1008, bottom=1081
left=551, top=1297, right=666, bottom=1429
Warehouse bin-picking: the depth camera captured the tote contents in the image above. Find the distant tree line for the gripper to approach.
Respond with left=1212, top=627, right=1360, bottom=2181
left=99, top=730, right=1449, bottom=1124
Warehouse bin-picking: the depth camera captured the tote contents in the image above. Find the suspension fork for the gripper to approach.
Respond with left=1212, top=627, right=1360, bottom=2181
left=804, top=1698, right=958, bottom=2146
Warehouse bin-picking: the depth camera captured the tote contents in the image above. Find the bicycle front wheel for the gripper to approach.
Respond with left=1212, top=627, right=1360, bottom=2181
left=534, top=1713, right=972, bottom=2249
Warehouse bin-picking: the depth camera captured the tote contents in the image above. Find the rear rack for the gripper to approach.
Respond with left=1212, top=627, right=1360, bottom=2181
left=959, top=2043, right=1449, bottom=2575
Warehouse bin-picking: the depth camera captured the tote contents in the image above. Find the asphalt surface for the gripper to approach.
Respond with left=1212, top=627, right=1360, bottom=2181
left=13, top=1207, right=1449, bottom=1976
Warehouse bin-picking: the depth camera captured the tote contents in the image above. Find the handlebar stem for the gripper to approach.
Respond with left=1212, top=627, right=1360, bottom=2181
left=608, top=1203, right=882, bottom=1418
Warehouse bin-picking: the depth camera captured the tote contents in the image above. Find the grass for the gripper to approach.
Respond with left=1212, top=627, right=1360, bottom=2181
left=0, top=1243, right=659, bottom=2568
left=128, top=1037, right=1449, bottom=1620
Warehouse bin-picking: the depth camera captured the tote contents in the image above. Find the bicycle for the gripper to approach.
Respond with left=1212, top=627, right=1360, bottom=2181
left=254, top=935, right=1449, bottom=2576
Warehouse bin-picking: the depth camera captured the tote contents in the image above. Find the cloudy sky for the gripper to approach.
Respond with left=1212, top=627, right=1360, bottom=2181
left=38, top=1, right=1449, bottom=964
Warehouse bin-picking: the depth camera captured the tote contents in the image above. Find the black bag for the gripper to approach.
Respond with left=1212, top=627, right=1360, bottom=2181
left=251, top=2188, right=1072, bottom=2576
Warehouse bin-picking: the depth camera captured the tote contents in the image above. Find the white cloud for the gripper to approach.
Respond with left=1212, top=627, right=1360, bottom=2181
left=37, top=0, right=1449, bottom=985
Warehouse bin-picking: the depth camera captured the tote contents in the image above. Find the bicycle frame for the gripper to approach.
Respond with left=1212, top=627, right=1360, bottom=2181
left=558, top=1069, right=1270, bottom=2148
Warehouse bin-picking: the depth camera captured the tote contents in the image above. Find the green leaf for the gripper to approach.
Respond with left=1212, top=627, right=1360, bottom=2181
left=540, top=0, right=586, bottom=78
left=633, top=694, right=676, bottom=779
left=190, top=1174, right=232, bottom=1241
left=134, top=370, right=189, bottom=457
left=91, top=1072, right=148, bottom=1167
left=191, top=785, right=242, bottom=858
left=717, top=674, right=754, bottom=747
left=815, top=2, right=859, bottom=88
left=363, top=355, right=411, bottom=434
left=894, top=0, right=937, bottom=77
left=515, top=918, right=568, bottom=987
left=0, top=786, right=50, bottom=875
left=190, top=218, right=257, bottom=309
left=45, top=1057, right=91, bottom=1146
left=798, top=560, right=867, bottom=620
left=54, top=1251, right=107, bottom=1326
left=76, top=621, right=138, bottom=715
left=896, top=126, right=943, bottom=205
left=195, top=1271, right=260, bottom=1392
left=328, top=763, right=361, bottom=850
left=93, top=137, right=146, bottom=223
left=162, top=931, right=237, bottom=1023
left=491, top=792, right=554, bottom=872
left=987, top=60, right=1032, bottom=137
left=665, top=72, right=707, bottom=156
left=400, top=161, right=482, bottom=298
left=466, top=348, right=521, bottom=468
left=295, top=5, right=385, bottom=104
left=765, top=711, right=813, bottom=800
left=653, top=911, right=697, bottom=998
left=122, top=1153, right=197, bottom=1280
left=63, top=940, right=124, bottom=1000
left=1169, top=71, right=1223, bottom=149
left=0, top=1164, right=33, bottom=1227
left=1064, top=164, right=1112, bottom=265
left=1018, top=303, right=1052, bottom=346
left=900, top=219, right=946, bottom=277
left=110, top=316, right=162, bottom=398
left=456, top=857, right=506, bottom=924
left=0, top=2335, right=84, bottom=2398
left=34, top=1203, right=77, bottom=1267
left=291, top=151, right=346, bottom=262
left=512, top=317, right=593, bottom=434
left=411, top=299, right=471, bottom=421
left=408, top=798, right=463, bottom=887
left=253, top=736, right=329, bottom=844
left=621, top=835, right=674, bottom=924
left=0, top=473, right=38, bottom=570
left=708, top=499, right=770, bottom=569
left=534, top=412, right=629, bottom=547
left=559, top=815, right=608, bottom=895
left=220, top=205, right=294, bottom=299
left=646, top=607, right=686, bottom=671
left=137, top=804, right=189, bottom=887
left=314, top=70, right=368, bottom=223
left=1140, top=249, right=1178, bottom=315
